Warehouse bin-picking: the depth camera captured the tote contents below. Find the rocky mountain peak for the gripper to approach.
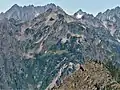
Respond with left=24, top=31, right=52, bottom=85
left=96, top=6, right=120, bottom=36
left=46, top=3, right=56, bottom=7
left=75, top=9, right=85, bottom=14
left=74, top=9, right=94, bottom=19
left=96, top=6, right=120, bottom=21
left=11, top=4, right=20, bottom=9
left=74, top=9, right=86, bottom=19
left=74, top=9, right=102, bottom=28
left=0, top=3, right=59, bottom=22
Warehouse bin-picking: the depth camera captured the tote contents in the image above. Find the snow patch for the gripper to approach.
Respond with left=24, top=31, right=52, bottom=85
left=29, top=27, right=32, bottom=29
left=69, top=62, right=73, bottom=66
left=61, top=37, right=68, bottom=43
left=117, top=38, right=120, bottom=42
left=45, top=51, right=48, bottom=53
left=110, top=29, right=116, bottom=36
left=69, top=62, right=74, bottom=69
left=25, top=74, right=28, bottom=78
left=81, top=25, right=86, bottom=29
left=99, top=40, right=101, bottom=43
left=76, top=13, right=83, bottom=19
left=35, top=13, right=40, bottom=17
left=37, top=82, right=42, bottom=89
left=103, top=21, right=108, bottom=28
left=37, top=84, right=41, bottom=89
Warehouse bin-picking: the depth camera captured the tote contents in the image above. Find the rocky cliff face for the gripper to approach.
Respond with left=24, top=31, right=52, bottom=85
left=0, top=4, right=120, bottom=90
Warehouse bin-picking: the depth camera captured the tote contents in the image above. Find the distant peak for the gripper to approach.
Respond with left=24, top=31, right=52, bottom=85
left=47, top=3, right=56, bottom=7
left=28, top=5, right=34, bottom=7
left=12, top=4, right=19, bottom=8
left=46, top=8, right=53, bottom=13
left=103, top=6, right=120, bottom=14
left=74, top=9, right=87, bottom=15
left=74, top=9, right=86, bottom=18
left=6, top=4, right=20, bottom=13
left=78, top=9, right=83, bottom=12
left=96, top=12, right=102, bottom=16
left=115, top=6, right=120, bottom=9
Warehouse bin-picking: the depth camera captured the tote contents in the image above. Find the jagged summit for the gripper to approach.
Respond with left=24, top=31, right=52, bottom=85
left=73, top=9, right=103, bottom=28
left=11, top=4, right=20, bottom=8
left=74, top=9, right=94, bottom=18
left=96, top=6, right=120, bottom=37
left=0, top=3, right=60, bottom=21
left=74, top=9, right=87, bottom=19
left=96, top=6, right=120, bottom=20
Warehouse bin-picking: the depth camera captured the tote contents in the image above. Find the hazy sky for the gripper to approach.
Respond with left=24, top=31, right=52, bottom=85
left=0, top=0, right=120, bottom=15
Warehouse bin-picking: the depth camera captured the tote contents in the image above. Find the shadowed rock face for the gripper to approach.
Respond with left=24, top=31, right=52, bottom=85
left=0, top=4, right=120, bottom=90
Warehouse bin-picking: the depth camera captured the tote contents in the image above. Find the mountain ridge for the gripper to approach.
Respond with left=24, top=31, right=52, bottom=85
left=0, top=3, right=62, bottom=21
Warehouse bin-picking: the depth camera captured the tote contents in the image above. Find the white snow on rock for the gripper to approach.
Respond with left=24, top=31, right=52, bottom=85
left=35, top=13, right=40, bottom=17
left=69, top=62, right=74, bottom=69
left=117, top=38, right=120, bottom=42
left=103, top=21, right=108, bottom=28
left=61, top=37, right=68, bottom=43
left=37, top=81, right=42, bottom=89
left=76, top=13, right=83, bottom=19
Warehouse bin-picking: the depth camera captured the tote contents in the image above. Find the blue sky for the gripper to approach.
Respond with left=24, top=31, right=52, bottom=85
left=0, top=0, right=120, bottom=15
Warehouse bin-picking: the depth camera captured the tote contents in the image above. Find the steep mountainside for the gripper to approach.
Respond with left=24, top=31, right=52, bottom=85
left=0, top=18, right=25, bottom=89
left=0, top=4, right=120, bottom=90
left=54, top=61, right=120, bottom=90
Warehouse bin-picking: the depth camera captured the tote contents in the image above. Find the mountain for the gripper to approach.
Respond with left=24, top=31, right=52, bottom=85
left=0, top=4, right=120, bottom=90
left=96, top=7, right=120, bottom=40
left=0, top=3, right=60, bottom=21
left=74, top=9, right=103, bottom=28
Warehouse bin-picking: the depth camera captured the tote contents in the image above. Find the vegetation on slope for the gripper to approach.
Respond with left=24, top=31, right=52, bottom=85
left=53, top=61, right=120, bottom=90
